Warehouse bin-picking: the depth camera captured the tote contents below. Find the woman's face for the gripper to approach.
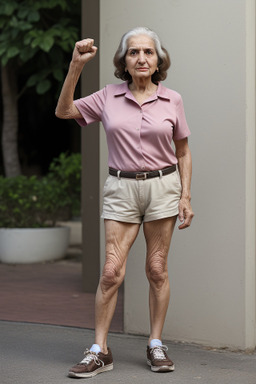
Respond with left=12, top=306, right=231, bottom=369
left=125, top=35, right=158, bottom=81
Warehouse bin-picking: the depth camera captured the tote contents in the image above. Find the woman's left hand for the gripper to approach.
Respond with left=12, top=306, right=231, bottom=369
left=174, top=138, right=194, bottom=230
left=178, top=197, right=194, bottom=230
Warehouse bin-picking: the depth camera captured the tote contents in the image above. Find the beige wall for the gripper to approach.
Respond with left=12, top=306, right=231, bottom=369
left=98, top=0, right=256, bottom=349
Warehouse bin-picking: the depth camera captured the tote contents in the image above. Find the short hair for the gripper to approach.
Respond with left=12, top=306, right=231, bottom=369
left=113, top=27, right=171, bottom=84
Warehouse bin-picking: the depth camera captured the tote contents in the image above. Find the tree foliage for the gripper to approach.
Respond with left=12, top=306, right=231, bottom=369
left=0, top=0, right=80, bottom=177
left=0, top=0, right=79, bottom=95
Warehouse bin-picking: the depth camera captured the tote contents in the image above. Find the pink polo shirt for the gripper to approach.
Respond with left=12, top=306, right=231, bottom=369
left=74, top=82, right=190, bottom=172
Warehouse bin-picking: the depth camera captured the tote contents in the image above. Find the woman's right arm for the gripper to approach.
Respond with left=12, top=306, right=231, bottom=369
left=55, top=38, right=98, bottom=120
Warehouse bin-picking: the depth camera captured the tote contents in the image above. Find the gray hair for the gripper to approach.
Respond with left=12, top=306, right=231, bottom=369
left=117, top=27, right=165, bottom=60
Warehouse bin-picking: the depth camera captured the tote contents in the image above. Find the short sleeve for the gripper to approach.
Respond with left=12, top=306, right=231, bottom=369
left=74, top=87, right=106, bottom=127
left=173, top=96, right=191, bottom=140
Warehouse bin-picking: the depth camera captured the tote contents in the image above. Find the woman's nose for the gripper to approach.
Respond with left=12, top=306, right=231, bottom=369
left=138, top=51, right=146, bottom=63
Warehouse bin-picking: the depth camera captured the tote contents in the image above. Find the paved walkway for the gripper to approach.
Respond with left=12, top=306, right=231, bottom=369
left=0, top=251, right=123, bottom=332
left=1, top=321, right=256, bottom=384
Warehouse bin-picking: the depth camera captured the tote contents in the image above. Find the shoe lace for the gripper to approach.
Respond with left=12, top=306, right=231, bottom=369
left=151, top=345, right=168, bottom=360
left=80, top=349, right=101, bottom=366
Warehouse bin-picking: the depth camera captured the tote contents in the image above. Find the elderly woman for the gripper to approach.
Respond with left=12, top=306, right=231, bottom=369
left=56, top=26, right=193, bottom=378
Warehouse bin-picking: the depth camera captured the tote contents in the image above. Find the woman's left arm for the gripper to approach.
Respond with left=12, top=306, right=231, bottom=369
left=174, top=138, right=194, bottom=229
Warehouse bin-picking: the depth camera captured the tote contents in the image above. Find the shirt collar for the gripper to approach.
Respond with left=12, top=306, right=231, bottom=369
left=114, top=81, right=171, bottom=101
left=113, top=81, right=130, bottom=96
left=156, top=82, right=171, bottom=100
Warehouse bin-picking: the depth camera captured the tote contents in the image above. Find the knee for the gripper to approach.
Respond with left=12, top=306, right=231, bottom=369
left=100, top=260, right=124, bottom=293
left=146, top=253, right=168, bottom=289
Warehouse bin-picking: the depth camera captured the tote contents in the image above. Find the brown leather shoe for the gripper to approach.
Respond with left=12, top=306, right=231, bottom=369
left=147, top=345, right=175, bottom=372
left=68, top=347, right=113, bottom=378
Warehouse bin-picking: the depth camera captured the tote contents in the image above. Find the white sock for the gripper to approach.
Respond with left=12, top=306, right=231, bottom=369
left=149, top=339, right=162, bottom=348
left=90, top=344, right=101, bottom=354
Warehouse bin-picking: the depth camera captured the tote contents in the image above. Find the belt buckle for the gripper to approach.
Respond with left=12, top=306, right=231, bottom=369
left=136, top=172, right=148, bottom=180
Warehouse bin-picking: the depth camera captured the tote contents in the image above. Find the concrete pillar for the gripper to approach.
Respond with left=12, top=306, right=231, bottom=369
left=81, top=0, right=100, bottom=292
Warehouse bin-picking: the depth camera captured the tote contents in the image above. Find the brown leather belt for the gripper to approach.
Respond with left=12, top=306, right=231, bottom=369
left=109, top=165, right=176, bottom=180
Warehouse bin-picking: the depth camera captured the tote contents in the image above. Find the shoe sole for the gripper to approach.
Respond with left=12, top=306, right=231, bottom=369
left=68, top=363, right=113, bottom=378
left=147, top=360, right=175, bottom=372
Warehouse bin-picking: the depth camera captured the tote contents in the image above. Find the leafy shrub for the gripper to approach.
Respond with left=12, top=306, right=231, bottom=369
left=48, top=152, right=81, bottom=217
left=0, top=152, right=81, bottom=228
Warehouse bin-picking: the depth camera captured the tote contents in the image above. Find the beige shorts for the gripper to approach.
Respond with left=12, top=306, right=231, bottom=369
left=101, top=170, right=182, bottom=224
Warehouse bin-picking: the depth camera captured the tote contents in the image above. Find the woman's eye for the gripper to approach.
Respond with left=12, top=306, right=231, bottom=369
left=146, top=50, right=153, bottom=55
left=130, top=50, right=137, bottom=55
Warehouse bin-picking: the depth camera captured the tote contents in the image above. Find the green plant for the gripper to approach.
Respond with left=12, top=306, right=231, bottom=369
left=48, top=152, right=81, bottom=217
left=0, top=0, right=80, bottom=176
left=0, top=152, right=81, bottom=228
left=0, top=175, right=66, bottom=227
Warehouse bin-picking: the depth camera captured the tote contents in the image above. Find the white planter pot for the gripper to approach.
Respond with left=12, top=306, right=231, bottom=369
left=0, top=227, right=70, bottom=264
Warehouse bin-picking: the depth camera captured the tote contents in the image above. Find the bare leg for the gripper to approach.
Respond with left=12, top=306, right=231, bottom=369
left=143, top=217, right=177, bottom=343
left=95, top=220, right=140, bottom=353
